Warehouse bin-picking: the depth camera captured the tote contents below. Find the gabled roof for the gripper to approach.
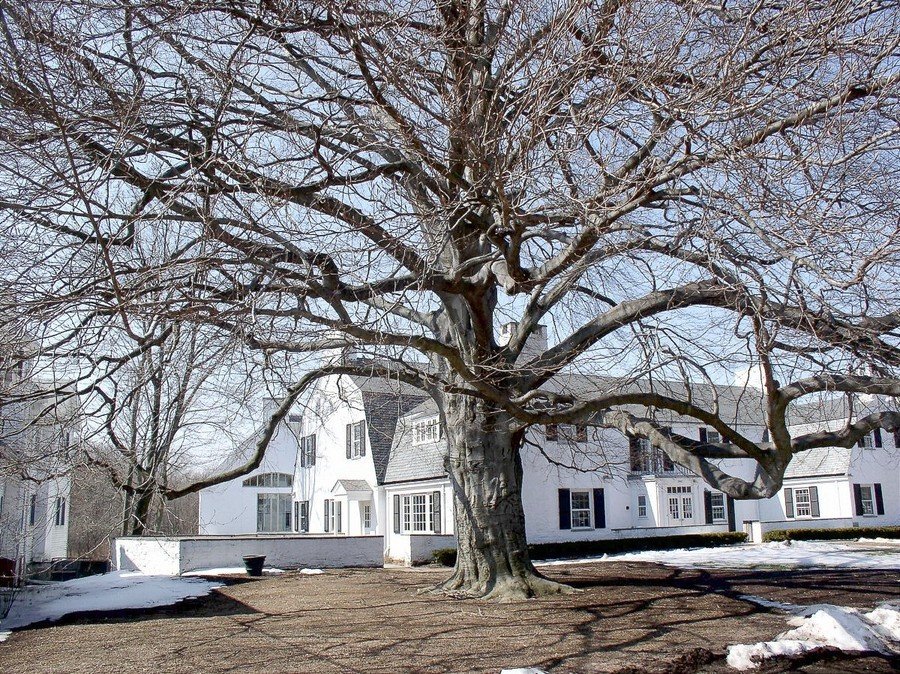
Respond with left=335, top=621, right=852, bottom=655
left=354, top=383, right=428, bottom=485
left=784, top=447, right=852, bottom=479
left=384, top=399, right=446, bottom=484
left=331, top=479, right=373, bottom=494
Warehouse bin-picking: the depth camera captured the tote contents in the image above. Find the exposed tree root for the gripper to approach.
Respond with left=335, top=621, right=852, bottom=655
left=423, top=568, right=579, bottom=601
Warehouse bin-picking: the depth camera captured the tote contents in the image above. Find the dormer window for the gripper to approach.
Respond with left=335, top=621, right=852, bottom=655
left=413, top=418, right=441, bottom=445
left=699, top=427, right=721, bottom=444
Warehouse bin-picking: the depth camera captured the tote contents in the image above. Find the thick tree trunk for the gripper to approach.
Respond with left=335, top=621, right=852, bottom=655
left=435, top=394, right=573, bottom=600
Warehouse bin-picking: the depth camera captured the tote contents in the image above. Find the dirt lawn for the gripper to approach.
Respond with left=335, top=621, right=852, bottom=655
left=1, top=562, right=897, bottom=674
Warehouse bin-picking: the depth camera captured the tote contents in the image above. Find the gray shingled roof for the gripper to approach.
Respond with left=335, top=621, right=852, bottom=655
left=332, top=479, right=373, bottom=493
left=353, top=381, right=428, bottom=486
left=784, top=447, right=852, bottom=478
left=384, top=399, right=447, bottom=484
left=548, top=372, right=769, bottom=426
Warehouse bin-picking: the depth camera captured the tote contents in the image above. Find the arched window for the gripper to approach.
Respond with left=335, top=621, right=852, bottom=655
left=242, top=473, right=292, bottom=488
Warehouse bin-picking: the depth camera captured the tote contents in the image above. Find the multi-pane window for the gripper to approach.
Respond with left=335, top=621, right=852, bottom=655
left=54, top=497, right=66, bottom=526
left=858, top=434, right=873, bottom=449
left=257, top=493, right=292, bottom=532
left=859, top=485, right=875, bottom=516
left=299, top=434, right=316, bottom=467
left=243, top=473, right=293, bottom=488
left=324, top=499, right=343, bottom=533
left=630, top=438, right=653, bottom=472
left=413, top=418, right=441, bottom=445
left=294, top=501, right=309, bottom=532
left=412, top=494, right=427, bottom=531
left=706, top=429, right=722, bottom=444
left=667, top=486, right=693, bottom=521
left=637, top=494, right=648, bottom=518
left=794, top=488, right=812, bottom=517
left=399, top=493, right=440, bottom=533
left=363, top=503, right=372, bottom=530
left=347, top=421, right=366, bottom=458
left=570, top=491, right=592, bottom=528
left=710, top=493, right=726, bottom=522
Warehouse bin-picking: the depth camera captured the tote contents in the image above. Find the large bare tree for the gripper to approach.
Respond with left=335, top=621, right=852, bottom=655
left=0, top=0, right=898, bottom=598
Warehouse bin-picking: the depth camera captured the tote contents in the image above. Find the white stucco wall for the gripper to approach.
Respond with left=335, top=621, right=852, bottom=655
left=383, top=479, right=454, bottom=561
left=199, top=413, right=300, bottom=535
left=114, top=535, right=384, bottom=574
left=115, top=537, right=182, bottom=575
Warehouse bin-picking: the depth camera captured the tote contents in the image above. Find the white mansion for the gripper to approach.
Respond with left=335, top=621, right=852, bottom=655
left=200, top=341, right=899, bottom=565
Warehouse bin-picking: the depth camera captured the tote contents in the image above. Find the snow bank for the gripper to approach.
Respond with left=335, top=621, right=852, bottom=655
left=0, top=571, right=222, bottom=637
left=727, top=601, right=900, bottom=669
left=538, top=540, right=900, bottom=570
left=183, top=567, right=285, bottom=577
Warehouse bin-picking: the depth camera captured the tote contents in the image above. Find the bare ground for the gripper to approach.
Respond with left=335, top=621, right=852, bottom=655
left=1, top=562, right=897, bottom=674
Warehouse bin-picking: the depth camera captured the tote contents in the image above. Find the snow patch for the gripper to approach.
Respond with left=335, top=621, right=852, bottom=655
left=0, top=571, right=222, bottom=634
left=727, top=601, right=900, bottom=670
left=299, top=568, right=324, bottom=575
left=183, top=567, right=285, bottom=577
left=537, top=540, right=900, bottom=570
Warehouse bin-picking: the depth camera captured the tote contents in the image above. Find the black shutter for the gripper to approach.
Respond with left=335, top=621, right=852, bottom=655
left=592, top=488, right=605, bottom=528
left=762, top=428, right=770, bottom=443
left=393, top=494, right=401, bottom=533
left=699, top=427, right=708, bottom=443
left=310, top=435, right=316, bottom=465
left=432, top=490, right=442, bottom=534
left=858, top=435, right=868, bottom=448
left=359, top=421, right=366, bottom=456
left=346, top=424, right=352, bottom=458
left=874, top=428, right=883, bottom=448
left=853, top=484, right=864, bottom=516
left=558, top=489, right=571, bottom=530
left=324, top=499, right=330, bottom=532
left=726, top=496, right=737, bottom=532
left=809, top=486, right=820, bottom=517
left=784, top=488, right=794, bottom=518
left=874, top=483, right=885, bottom=515
left=704, top=491, right=713, bottom=524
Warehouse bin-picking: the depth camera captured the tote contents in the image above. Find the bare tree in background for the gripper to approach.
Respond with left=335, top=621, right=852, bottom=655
left=0, top=0, right=898, bottom=598
left=86, top=320, right=250, bottom=536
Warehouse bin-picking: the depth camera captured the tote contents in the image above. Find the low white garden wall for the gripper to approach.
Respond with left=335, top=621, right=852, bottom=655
left=408, top=534, right=456, bottom=565
left=610, top=523, right=729, bottom=539
left=115, top=535, right=384, bottom=575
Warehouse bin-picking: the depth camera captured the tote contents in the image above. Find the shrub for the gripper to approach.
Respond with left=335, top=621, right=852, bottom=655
left=762, top=526, right=900, bottom=543
left=528, top=531, right=747, bottom=561
left=431, top=547, right=457, bottom=566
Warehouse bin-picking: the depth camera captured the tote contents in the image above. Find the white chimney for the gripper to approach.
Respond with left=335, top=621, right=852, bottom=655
left=500, top=323, right=548, bottom=363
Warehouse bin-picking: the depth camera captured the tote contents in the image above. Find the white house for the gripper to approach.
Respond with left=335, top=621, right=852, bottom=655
left=198, top=341, right=899, bottom=564
left=0, top=363, right=77, bottom=581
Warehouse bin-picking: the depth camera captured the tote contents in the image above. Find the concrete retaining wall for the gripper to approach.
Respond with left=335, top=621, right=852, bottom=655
left=115, top=535, right=384, bottom=574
